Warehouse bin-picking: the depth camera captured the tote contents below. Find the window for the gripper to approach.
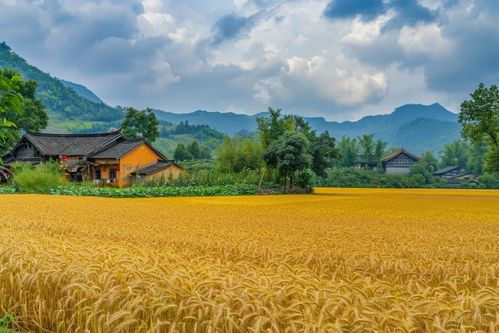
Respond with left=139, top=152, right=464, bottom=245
left=96, top=170, right=101, bottom=179
left=110, top=169, right=117, bottom=179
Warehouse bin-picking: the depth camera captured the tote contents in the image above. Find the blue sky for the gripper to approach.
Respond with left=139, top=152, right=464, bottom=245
left=1, top=0, right=498, bottom=120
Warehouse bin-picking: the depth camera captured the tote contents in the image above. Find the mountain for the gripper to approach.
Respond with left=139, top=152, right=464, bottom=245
left=59, top=79, right=103, bottom=104
left=154, top=104, right=460, bottom=153
left=1, top=41, right=461, bottom=154
left=154, top=110, right=261, bottom=135
left=0, top=41, right=121, bottom=122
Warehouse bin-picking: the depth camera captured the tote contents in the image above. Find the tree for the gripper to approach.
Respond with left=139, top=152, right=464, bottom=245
left=186, top=140, right=201, bottom=160
left=419, top=151, right=439, bottom=173
left=0, top=69, right=48, bottom=157
left=0, top=72, right=23, bottom=159
left=198, top=145, right=212, bottom=160
left=358, top=134, right=376, bottom=169
left=173, top=143, right=192, bottom=161
left=337, top=136, right=358, bottom=167
left=440, top=140, right=470, bottom=169
left=216, top=137, right=237, bottom=172
left=459, top=83, right=499, bottom=173
left=309, top=131, right=338, bottom=176
left=121, top=107, right=160, bottom=142
left=374, top=139, right=387, bottom=168
left=263, top=131, right=312, bottom=191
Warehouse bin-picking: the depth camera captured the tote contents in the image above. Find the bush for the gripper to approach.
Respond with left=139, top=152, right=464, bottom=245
left=12, top=161, right=67, bottom=193
left=0, top=186, right=16, bottom=194
left=141, top=168, right=261, bottom=187
left=478, top=173, right=499, bottom=189
left=316, top=168, right=444, bottom=188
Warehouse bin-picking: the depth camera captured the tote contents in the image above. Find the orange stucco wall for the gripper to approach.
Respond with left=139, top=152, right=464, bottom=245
left=118, top=144, right=165, bottom=187
left=143, top=164, right=183, bottom=182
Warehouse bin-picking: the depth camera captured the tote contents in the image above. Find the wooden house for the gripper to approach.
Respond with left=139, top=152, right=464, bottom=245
left=433, top=166, right=462, bottom=179
left=381, top=148, right=420, bottom=174
left=2, top=130, right=182, bottom=187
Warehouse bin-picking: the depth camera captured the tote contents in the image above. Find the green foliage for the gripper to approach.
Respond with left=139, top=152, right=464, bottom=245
left=478, top=173, right=499, bottom=189
left=256, top=108, right=338, bottom=190
left=0, top=68, right=48, bottom=156
left=0, top=185, right=16, bottom=194
left=49, top=184, right=259, bottom=197
left=263, top=131, right=312, bottom=190
left=173, top=143, right=192, bottom=161
left=0, top=312, right=15, bottom=333
left=440, top=140, right=471, bottom=169
left=459, top=83, right=499, bottom=173
left=419, top=151, right=439, bottom=173
left=0, top=42, right=122, bottom=122
left=121, top=107, right=160, bottom=142
left=438, top=140, right=487, bottom=174
left=337, top=136, right=358, bottom=167
left=216, top=136, right=263, bottom=173
left=317, top=168, right=445, bottom=188
left=0, top=70, right=23, bottom=161
left=11, top=161, right=67, bottom=193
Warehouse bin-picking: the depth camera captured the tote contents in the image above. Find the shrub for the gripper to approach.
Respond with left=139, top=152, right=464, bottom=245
left=478, top=173, right=499, bottom=189
left=49, top=184, right=259, bottom=197
left=12, top=161, right=67, bottom=193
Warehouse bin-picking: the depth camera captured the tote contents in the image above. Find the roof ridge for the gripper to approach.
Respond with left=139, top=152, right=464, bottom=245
left=26, top=129, right=122, bottom=138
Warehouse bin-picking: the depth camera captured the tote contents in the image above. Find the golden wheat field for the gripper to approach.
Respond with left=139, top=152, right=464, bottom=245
left=0, top=188, right=498, bottom=333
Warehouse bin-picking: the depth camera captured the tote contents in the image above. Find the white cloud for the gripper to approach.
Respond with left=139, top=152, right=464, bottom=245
left=398, top=23, right=452, bottom=57
left=283, top=54, right=388, bottom=106
left=343, top=12, right=394, bottom=45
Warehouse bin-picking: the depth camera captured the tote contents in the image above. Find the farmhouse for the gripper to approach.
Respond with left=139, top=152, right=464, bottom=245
left=433, top=166, right=477, bottom=183
left=2, top=130, right=182, bottom=187
left=433, top=166, right=462, bottom=179
left=381, top=148, right=420, bottom=174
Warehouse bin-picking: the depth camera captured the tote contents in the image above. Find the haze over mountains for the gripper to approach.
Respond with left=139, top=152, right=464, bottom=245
left=0, top=42, right=461, bottom=154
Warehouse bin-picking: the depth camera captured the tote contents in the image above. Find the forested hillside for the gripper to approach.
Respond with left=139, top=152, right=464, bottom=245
left=0, top=42, right=122, bottom=122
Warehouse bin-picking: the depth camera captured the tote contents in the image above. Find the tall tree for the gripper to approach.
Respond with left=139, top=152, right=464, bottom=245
left=309, top=131, right=338, bottom=176
left=337, top=136, right=358, bottom=167
left=263, top=131, right=312, bottom=191
left=216, top=137, right=237, bottom=172
left=459, top=83, right=499, bottom=172
left=186, top=140, right=201, bottom=160
left=440, top=140, right=470, bottom=169
left=374, top=139, right=387, bottom=168
left=358, top=134, right=376, bottom=169
left=173, top=143, right=192, bottom=161
left=121, top=107, right=160, bottom=142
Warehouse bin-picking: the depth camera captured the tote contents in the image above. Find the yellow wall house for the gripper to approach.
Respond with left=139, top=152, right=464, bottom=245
left=2, top=130, right=182, bottom=187
left=88, top=140, right=182, bottom=187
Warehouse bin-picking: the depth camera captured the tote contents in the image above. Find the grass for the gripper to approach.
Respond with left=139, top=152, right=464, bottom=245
left=0, top=313, right=15, bottom=333
left=0, top=188, right=498, bottom=332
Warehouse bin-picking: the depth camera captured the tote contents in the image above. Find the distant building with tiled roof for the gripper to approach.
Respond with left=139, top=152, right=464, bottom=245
left=381, top=148, right=420, bottom=174
left=2, top=130, right=182, bottom=187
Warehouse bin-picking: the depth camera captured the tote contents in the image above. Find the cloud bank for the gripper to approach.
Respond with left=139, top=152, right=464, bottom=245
left=0, top=0, right=497, bottom=119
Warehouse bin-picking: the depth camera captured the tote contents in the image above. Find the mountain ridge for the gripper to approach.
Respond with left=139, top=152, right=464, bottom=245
left=0, top=41, right=461, bottom=154
left=153, top=104, right=460, bottom=153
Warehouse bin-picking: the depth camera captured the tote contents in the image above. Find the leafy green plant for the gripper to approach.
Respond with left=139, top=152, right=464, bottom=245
left=11, top=161, right=67, bottom=193
left=49, top=184, right=260, bottom=198
left=0, top=312, right=16, bottom=333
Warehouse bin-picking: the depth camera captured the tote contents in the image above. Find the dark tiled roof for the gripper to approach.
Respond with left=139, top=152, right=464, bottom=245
left=131, top=161, right=173, bottom=176
left=433, top=165, right=460, bottom=175
left=24, top=130, right=122, bottom=156
left=90, top=140, right=144, bottom=159
left=381, top=148, right=420, bottom=162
